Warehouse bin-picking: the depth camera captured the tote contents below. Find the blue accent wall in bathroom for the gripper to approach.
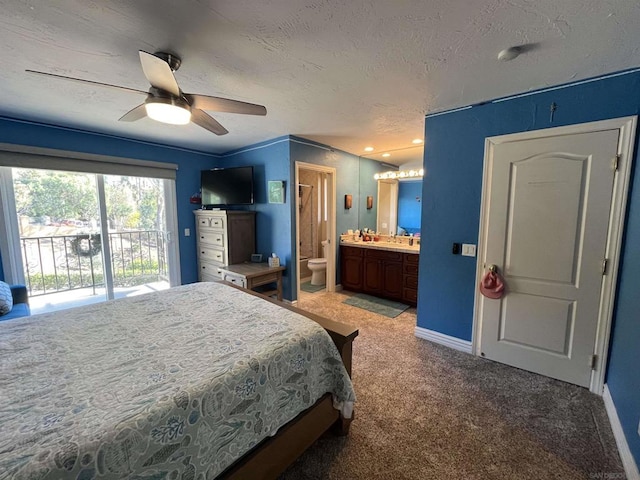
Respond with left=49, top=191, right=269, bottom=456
left=418, top=69, right=640, bottom=467
left=0, top=116, right=219, bottom=285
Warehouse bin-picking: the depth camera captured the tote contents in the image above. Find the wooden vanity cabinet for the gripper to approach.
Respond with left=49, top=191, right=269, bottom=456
left=340, top=246, right=364, bottom=290
left=341, top=245, right=417, bottom=306
left=364, top=249, right=403, bottom=300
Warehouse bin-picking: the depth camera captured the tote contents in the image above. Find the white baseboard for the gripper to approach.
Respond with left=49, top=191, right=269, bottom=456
left=414, top=326, right=473, bottom=354
left=603, top=384, right=640, bottom=480
left=283, top=299, right=298, bottom=306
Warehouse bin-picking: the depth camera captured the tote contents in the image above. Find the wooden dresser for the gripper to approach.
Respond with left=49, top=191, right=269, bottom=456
left=194, top=210, right=256, bottom=282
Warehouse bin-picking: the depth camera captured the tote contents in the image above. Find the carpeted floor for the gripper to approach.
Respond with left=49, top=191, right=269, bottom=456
left=279, top=290, right=625, bottom=480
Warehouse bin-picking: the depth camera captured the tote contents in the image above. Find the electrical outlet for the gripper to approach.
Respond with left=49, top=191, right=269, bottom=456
left=184, top=228, right=190, bottom=237
left=452, top=243, right=461, bottom=254
left=462, top=243, right=477, bottom=257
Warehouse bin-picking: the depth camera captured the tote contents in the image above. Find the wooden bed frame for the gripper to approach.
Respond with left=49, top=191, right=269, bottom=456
left=217, top=283, right=358, bottom=480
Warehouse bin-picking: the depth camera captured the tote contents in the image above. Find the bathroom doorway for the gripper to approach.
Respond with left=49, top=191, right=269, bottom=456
left=295, top=162, right=336, bottom=299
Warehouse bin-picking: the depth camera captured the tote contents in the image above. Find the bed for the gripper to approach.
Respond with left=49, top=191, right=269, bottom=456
left=0, top=281, right=357, bottom=479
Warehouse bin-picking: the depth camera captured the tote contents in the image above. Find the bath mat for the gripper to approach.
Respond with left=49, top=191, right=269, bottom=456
left=343, top=293, right=409, bottom=318
left=301, top=281, right=325, bottom=293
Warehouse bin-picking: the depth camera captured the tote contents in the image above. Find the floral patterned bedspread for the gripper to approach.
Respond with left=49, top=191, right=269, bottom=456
left=0, top=282, right=355, bottom=480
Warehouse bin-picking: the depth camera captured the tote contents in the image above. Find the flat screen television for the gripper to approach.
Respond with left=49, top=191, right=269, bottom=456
left=201, top=166, right=254, bottom=207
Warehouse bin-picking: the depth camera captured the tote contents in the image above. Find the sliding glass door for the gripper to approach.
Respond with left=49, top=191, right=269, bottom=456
left=103, top=174, right=170, bottom=298
left=1, top=167, right=178, bottom=313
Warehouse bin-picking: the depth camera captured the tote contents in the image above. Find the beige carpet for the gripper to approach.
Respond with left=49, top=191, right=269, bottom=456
left=279, top=290, right=625, bottom=480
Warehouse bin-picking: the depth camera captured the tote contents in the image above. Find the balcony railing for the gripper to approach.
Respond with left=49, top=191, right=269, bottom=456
left=21, top=230, right=168, bottom=296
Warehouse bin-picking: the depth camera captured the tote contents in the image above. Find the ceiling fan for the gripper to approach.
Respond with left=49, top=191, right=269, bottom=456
left=26, top=51, right=267, bottom=136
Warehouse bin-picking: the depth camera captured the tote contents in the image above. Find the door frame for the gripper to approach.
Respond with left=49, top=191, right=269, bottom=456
left=376, top=179, right=399, bottom=235
left=294, top=161, right=337, bottom=297
left=0, top=167, right=25, bottom=284
left=472, top=116, right=637, bottom=394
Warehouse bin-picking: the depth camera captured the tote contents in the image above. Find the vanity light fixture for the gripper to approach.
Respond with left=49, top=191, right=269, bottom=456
left=374, top=168, right=424, bottom=180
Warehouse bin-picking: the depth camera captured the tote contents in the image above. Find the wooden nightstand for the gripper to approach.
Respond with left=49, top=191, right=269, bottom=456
left=220, top=263, right=285, bottom=301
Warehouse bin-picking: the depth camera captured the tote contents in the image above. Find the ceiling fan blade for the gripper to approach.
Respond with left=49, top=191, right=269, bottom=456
left=118, top=104, right=147, bottom=122
left=191, top=109, right=228, bottom=135
left=25, top=70, right=147, bottom=95
left=139, top=51, right=180, bottom=97
left=186, top=94, right=267, bottom=116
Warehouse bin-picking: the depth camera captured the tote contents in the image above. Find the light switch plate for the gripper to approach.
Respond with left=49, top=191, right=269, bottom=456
left=462, top=243, right=477, bottom=257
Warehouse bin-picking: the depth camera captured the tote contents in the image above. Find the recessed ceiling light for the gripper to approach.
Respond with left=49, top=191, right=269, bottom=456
left=364, top=146, right=374, bottom=152
left=382, top=153, right=391, bottom=158
left=412, top=139, right=423, bottom=144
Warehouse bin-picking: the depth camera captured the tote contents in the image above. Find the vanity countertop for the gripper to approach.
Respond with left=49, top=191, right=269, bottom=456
left=340, top=238, right=420, bottom=254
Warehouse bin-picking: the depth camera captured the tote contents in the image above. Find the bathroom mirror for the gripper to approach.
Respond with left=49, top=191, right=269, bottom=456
left=361, top=145, right=423, bottom=235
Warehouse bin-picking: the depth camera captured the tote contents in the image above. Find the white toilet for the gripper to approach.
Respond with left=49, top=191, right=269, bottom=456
left=308, top=240, right=329, bottom=286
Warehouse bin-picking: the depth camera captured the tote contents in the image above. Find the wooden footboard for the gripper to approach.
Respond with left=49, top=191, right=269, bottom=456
left=217, top=282, right=358, bottom=480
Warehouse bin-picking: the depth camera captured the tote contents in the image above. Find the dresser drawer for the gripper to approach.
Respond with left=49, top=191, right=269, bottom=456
left=403, top=263, right=419, bottom=275
left=403, top=287, right=418, bottom=304
left=404, top=274, right=418, bottom=289
left=199, top=261, right=223, bottom=281
left=365, top=249, right=403, bottom=262
left=199, top=247, right=225, bottom=264
left=222, top=272, right=247, bottom=288
left=250, top=271, right=280, bottom=287
left=404, top=253, right=419, bottom=264
left=197, top=215, right=225, bottom=229
left=341, top=245, right=364, bottom=257
left=198, top=230, right=225, bottom=247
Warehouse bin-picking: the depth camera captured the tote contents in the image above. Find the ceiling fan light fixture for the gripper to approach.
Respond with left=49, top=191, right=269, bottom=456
left=145, top=97, right=191, bottom=125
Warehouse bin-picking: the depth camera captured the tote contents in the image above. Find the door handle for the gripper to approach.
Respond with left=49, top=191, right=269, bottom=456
left=487, top=264, right=498, bottom=273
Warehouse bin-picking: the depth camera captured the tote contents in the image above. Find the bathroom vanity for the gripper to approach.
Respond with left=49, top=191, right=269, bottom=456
left=340, top=239, right=419, bottom=306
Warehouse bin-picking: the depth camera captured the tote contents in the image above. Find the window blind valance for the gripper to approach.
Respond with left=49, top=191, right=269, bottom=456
left=0, top=143, right=178, bottom=180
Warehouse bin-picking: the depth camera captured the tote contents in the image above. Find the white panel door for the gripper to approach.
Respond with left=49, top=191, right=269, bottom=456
left=479, top=129, right=619, bottom=387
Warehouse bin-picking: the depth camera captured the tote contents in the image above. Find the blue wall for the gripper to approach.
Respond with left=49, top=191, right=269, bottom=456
left=398, top=180, right=422, bottom=233
left=418, top=69, right=640, bottom=466
left=216, top=137, right=294, bottom=299
left=0, top=117, right=219, bottom=284
left=212, top=136, right=386, bottom=301
left=358, top=156, right=385, bottom=232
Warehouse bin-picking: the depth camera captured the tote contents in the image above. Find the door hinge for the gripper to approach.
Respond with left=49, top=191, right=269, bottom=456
left=612, top=154, right=620, bottom=171
left=602, top=258, right=608, bottom=275
left=589, top=354, right=598, bottom=370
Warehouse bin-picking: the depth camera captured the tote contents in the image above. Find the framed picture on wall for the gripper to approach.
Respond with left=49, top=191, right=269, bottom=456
left=268, top=180, right=285, bottom=204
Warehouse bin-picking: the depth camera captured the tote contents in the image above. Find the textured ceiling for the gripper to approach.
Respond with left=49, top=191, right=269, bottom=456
left=1, top=0, right=639, bottom=165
